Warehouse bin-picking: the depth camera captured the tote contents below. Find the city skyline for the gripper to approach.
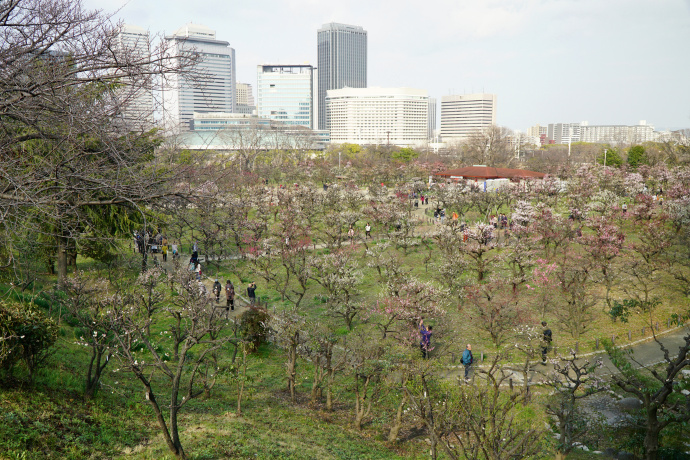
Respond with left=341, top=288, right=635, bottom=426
left=86, top=0, right=690, bottom=132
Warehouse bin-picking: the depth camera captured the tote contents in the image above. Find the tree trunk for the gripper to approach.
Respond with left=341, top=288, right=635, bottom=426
left=57, top=235, right=68, bottom=285
left=388, top=390, right=407, bottom=442
left=644, top=421, right=660, bottom=460
left=326, top=365, right=335, bottom=411
left=310, top=358, right=323, bottom=404
left=354, top=374, right=372, bottom=430
left=169, top=405, right=186, bottom=460
left=287, top=341, right=297, bottom=401
left=85, top=348, right=109, bottom=400
left=142, top=383, right=185, bottom=460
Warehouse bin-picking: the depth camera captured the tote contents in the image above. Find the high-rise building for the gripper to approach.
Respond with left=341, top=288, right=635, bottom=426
left=440, top=93, right=497, bottom=140
left=317, top=22, right=367, bottom=130
left=326, top=87, right=428, bottom=148
left=115, top=24, right=154, bottom=128
left=235, top=83, right=255, bottom=115
left=547, top=123, right=581, bottom=144
left=428, top=98, right=437, bottom=140
left=546, top=121, right=657, bottom=145
left=163, top=24, right=236, bottom=131
left=527, top=124, right=548, bottom=145
left=257, top=65, right=315, bottom=128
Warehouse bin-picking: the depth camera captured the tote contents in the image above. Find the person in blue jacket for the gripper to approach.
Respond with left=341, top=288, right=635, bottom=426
left=419, top=318, right=433, bottom=359
left=462, top=344, right=473, bottom=381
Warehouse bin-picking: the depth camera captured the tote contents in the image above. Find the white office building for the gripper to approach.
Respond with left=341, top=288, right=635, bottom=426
left=236, top=83, right=255, bottom=115
left=326, top=87, right=428, bottom=148
left=579, top=122, right=656, bottom=144
left=547, top=123, right=581, bottom=144
left=440, top=93, right=497, bottom=140
left=115, top=24, right=154, bottom=129
left=257, top=65, right=315, bottom=128
left=163, top=24, right=236, bottom=131
left=545, top=121, right=656, bottom=145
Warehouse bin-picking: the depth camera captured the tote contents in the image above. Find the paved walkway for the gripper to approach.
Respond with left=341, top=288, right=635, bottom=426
left=441, top=325, right=690, bottom=386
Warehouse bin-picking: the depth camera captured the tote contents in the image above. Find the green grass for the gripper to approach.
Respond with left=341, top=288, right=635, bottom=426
left=1, top=322, right=427, bottom=460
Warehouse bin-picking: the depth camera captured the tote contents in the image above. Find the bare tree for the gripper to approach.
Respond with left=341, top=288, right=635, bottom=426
left=462, top=126, right=517, bottom=168
left=0, top=0, right=199, bottom=283
left=110, top=268, right=233, bottom=460
left=543, top=352, right=607, bottom=460
left=309, top=248, right=363, bottom=329
left=404, top=353, right=544, bottom=460
left=266, top=308, right=307, bottom=402
left=606, top=333, right=690, bottom=460
left=60, top=273, right=122, bottom=400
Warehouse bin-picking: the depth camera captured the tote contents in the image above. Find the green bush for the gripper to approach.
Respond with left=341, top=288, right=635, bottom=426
left=0, top=300, right=58, bottom=382
left=239, top=307, right=269, bottom=349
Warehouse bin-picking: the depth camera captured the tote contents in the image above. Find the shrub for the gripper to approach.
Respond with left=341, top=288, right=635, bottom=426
left=0, top=300, right=58, bottom=382
left=239, top=307, right=269, bottom=349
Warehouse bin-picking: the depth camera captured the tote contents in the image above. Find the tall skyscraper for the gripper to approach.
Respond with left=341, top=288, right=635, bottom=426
left=428, top=98, right=437, bottom=140
left=257, top=65, right=315, bottom=128
left=236, top=83, right=255, bottom=115
left=317, top=22, right=367, bottom=130
left=163, top=24, right=236, bottom=131
left=440, top=93, right=496, bottom=140
left=115, top=24, right=154, bottom=129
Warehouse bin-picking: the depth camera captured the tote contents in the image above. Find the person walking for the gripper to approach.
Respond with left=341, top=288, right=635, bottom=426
left=365, top=223, right=371, bottom=240
left=462, top=344, right=474, bottom=381
left=541, top=321, right=553, bottom=364
left=195, top=262, right=202, bottom=281
left=171, top=242, right=178, bottom=260
left=162, top=243, right=168, bottom=262
left=348, top=225, right=355, bottom=244
left=225, top=280, right=235, bottom=311
left=212, top=279, right=222, bottom=303
left=419, top=319, right=433, bottom=359
left=191, top=249, right=198, bottom=266
left=247, top=282, right=257, bottom=305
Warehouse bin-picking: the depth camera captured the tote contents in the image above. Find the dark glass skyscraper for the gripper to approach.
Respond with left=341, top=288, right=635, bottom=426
left=317, top=22, right=367, bottom=130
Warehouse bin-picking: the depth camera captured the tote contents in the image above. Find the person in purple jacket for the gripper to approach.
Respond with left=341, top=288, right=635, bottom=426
left=419, top=318, right=433, bottom=359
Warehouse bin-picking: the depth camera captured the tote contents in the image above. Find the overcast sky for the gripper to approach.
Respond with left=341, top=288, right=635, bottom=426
left=86, top=0, right=690, bottom=132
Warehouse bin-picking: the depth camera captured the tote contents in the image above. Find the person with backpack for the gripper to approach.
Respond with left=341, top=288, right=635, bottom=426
left=462, top=344, right=474, bottom=381
left=419, top=319, right=433, bottom=359
left=225, top=280, right=235, bottom=311
left=541, top=321, right=553, bottom=364
left=212, top=279, right=222, bottom=303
